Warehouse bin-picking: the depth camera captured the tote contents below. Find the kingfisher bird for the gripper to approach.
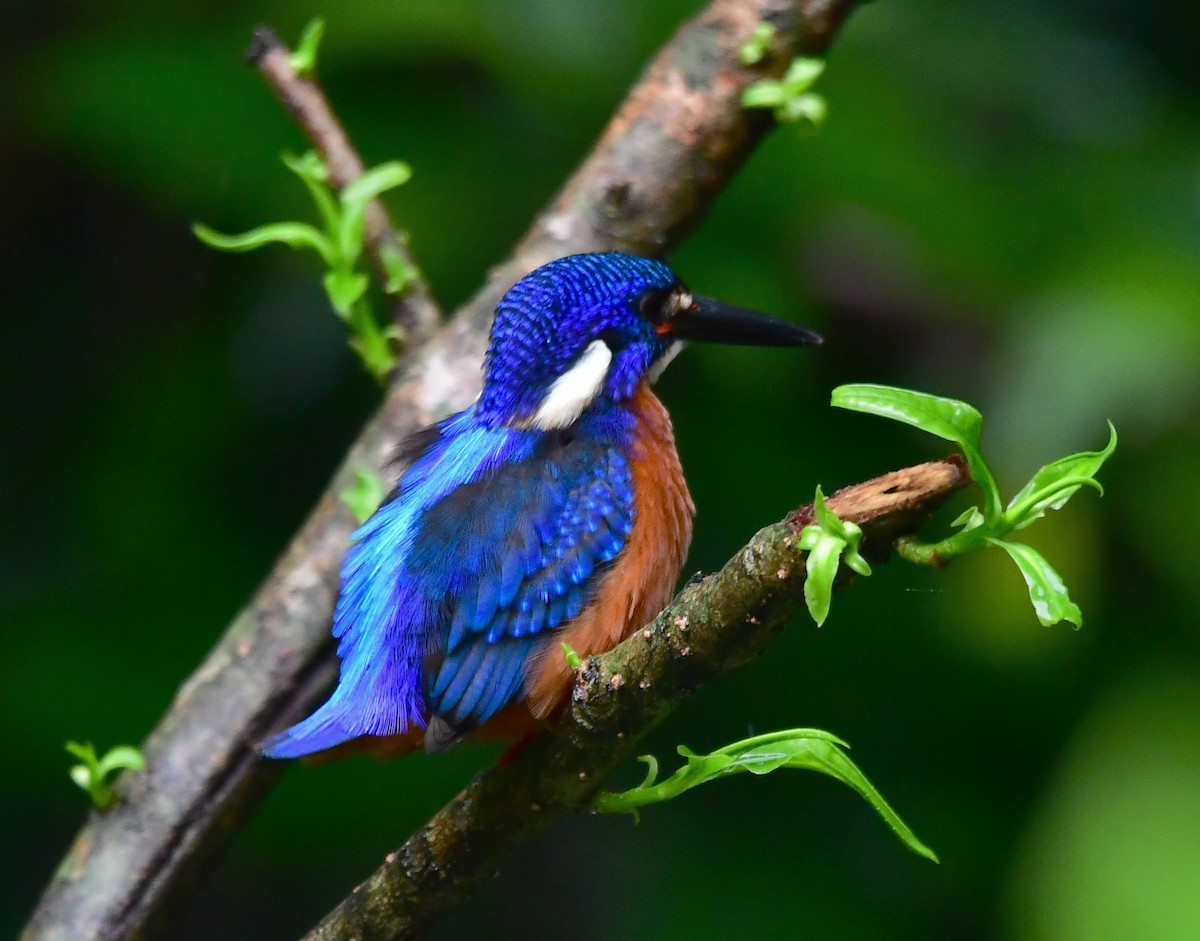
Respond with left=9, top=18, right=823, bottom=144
left=263, top=252, right=821, bottom=759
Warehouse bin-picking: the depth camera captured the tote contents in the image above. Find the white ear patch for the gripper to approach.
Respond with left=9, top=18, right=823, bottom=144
left=528, top=340, right=613, bottom=430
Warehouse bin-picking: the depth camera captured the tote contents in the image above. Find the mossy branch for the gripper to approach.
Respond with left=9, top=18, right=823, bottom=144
left=245, top=25, right=440, bottom=347
left=303, top=457, right=968, bottom=941
left=21, top=3, right=862, bottom=939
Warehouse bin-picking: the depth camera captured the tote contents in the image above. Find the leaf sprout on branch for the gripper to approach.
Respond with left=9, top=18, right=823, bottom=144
left=339, top=467, right=386, bottom=524
left=65, top=741, right=145, bottom=811
left=193, top=151, right=416, bottom=382
left=594, top=729, right=937, bottom=862
left=799, top=384, right=1116, bottom=629
left=742, top=57, right=828, bottom=129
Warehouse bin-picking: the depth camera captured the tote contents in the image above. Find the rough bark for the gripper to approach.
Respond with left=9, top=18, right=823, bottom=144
left=304, top=458, right=969, bottom=941
left=21, top=2, right=861, bottom=939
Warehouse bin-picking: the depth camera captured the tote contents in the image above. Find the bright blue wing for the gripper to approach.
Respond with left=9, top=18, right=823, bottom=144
left=261, top=410, right=635, bottom=758
left=413, top=430, right=634, bottom=744
left=262, top=410, right=521, bottom=758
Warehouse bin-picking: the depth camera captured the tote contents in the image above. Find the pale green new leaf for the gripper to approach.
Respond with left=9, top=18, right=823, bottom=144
left=282, top=151, right=338, bottom=236
left=338, top=162, right=413, bottom=267
left=70, top=765, right=91, bottom=792
left=739, top=22, right=775, bottom=65
left=780, top=57, right=824, bottom=89
left=831, top=384, right=1002, bottom=522
left=949, top=506, right=986, bottom=531
left=1006, top=422, right=1117, bottom=529
left=989, top=538, right=1082, bottom=628
left=803, top=531, right=843, bottom=627
left=379, top=242, right=420, bottom=295
left=594, top=729, right=937, bottom=862
left=289, top=17, right=325, bottom=76
left=798, top=486, right=871, bottom=625
left=96, top=745, right=145, bottom=779
left=560, top=642, right=582, bottom=670
left=777, top=93, right=828, bottom=127
left=340, top=161, right=413, bottom=208
left=741, top=82, right=786, bottom=108
left=339, top=469, right=386, bottom=524
left=65, top=741, right=145, bottom=810
left=323, top=270, right=369, bottom=319
left=192, top=221, right=334, bottom=266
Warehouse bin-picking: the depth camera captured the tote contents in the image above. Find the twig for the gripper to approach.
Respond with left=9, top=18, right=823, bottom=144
left=20, top=2, right=861, bottom=940
left=303, top=458, right=970, bottom=941
left=246, top=26, right=441, bottom=346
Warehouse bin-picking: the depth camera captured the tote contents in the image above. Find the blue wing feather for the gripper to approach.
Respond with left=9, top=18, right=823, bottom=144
left=420, top=432, right=634, bottom=733
left=262, top=406, right=636, bottom=759
left=261, top=410, right=532, bottom=758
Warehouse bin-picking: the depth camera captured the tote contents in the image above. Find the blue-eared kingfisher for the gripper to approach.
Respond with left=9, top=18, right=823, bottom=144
left=263, top=252, right=821, bottom=759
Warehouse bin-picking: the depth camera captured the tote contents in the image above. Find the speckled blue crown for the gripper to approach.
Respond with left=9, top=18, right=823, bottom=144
left=477, top=252, right=678, bottom=426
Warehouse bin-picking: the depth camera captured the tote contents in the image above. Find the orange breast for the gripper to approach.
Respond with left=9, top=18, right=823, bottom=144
left=524, top=383, right=695, bottom=718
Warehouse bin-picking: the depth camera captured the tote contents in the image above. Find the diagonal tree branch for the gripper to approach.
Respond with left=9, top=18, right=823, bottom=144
left=21, top=2, right=861, bottom=940
left=304, top=458, right=970, bottom=941
left=246, top=25, right=441, bottom=345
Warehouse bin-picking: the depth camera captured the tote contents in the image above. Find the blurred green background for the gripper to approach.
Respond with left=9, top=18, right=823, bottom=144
left=4, top=1, right=1200, bottom=938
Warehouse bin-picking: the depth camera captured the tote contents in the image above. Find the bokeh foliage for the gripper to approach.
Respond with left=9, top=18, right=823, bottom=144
left=4, top=1, right=1199, bottom=938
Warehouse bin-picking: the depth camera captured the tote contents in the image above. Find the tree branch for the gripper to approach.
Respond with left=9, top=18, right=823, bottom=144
left=21, top=2, right=861, bottom=939
left=246, top=25, right=441, bottom=345
left=304, top=458, right=970, bottom=941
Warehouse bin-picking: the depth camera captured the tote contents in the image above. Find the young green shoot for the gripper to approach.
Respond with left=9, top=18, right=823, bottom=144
left=339, top=468, right=387, bottom=524
left=289, top=17, right=325, bottom=76
left=742, top=57, right=827, bottom=129
left=560, top=642, right=583, bottom=670
left=66, top=741, right=145, bottom=811
left=829, top=383, right=1116, bottom=628
left=797, top=486, right=872, bottom=626
left=739, top=22, right=775, bottom=65
left=594, top=729, right=937, bottom=862
left=193, top=151, right=415, bottom=382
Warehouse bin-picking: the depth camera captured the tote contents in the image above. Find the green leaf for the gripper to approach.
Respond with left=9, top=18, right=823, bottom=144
left=96, top=746, right=145, bottom=778
left=741, top=81, right=786, bottom=109
left=69, top=765, right=92, bottom=792
left=989, top=539, right=1083, bottom=628
left=594, top=729, right=938, bottom=862
left=192, top=220, right=334, bottom=266
left=339, top=469, right=386, bottom=523
left=379, top=242, right=420, bottom=295
left=797, top=487, right=871, bottom=626
left=340, top=161, right=413, bottom=208
left=64, top=740, right=97, bottom=764
left=65, top=741, right=144, bottom=810
left=282, top=151, right=339, bottom=238
left=780, top=57, right=824, bottom=90
left=281, top=148, right=329, bottom=184
left=323, top=269, right=369, bottom=319
left=832, top=383, right=1002, bottom=522
left=741, top=57, right=825, bottom=120
left=738, top=22, right=775, bottom=65
left=348, top=328, right=397, bottom=383
left=289, top=17, right=325, bottom=76
left=337, top=162, right=413, bottom=267
left=776, top=93, right=828, bottom=128
left=832, top=382, right=983, bottom=455
left=803, top=531, right=841, bottom=627
left=1006, top=422, right=1117, bottom=529
left=949, top=506, right=986, bottom=531
left=560, top=642, right=582, bottom=670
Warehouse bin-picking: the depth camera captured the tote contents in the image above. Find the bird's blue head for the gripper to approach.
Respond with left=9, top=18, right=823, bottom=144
left=476, top=252, right=821, bottom=429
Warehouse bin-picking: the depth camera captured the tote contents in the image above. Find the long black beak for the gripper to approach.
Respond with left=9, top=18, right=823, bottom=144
left=666, top=296, right=823, bottom=348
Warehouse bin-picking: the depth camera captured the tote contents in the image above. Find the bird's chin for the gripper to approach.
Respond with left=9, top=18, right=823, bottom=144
left=645, top=341, right=685, bottom=384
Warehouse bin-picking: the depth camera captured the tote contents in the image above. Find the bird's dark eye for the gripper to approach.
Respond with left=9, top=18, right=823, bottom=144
left=637, top=287, right=671, bottom=324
